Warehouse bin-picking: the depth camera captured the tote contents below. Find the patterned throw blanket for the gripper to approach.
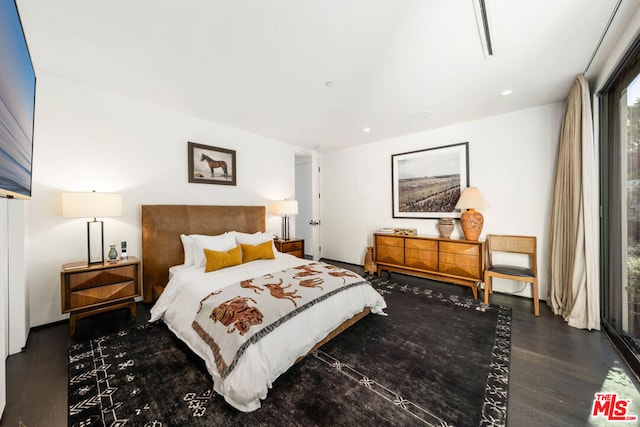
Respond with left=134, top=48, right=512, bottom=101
left=192, top=262, right=367, bottom=379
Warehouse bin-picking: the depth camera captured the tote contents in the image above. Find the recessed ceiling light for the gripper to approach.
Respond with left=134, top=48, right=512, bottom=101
left=501, top=90, right=513, bottom=96
left=363, top=127, right=371, bottom=132
left=411, top=111, right=432, bottom=120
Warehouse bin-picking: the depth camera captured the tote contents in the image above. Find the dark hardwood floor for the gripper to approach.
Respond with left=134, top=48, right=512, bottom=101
left=2, top=260, right=639, bottom=426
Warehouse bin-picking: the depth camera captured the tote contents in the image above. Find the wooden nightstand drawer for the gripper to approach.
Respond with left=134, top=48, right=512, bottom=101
left=283, top=241, right=303, bottom=251
left=69, top=280, right=137, bottom=310
left=67, top=265, right=137, bottom=291
left=275, top=239, right=305, bottom=258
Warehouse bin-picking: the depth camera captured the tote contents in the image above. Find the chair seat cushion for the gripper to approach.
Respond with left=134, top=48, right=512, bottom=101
left=488, top=264, right=534, bottom=277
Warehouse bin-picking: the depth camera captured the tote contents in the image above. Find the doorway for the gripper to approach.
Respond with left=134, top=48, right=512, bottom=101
left=295, top=154, right=313, bottom=258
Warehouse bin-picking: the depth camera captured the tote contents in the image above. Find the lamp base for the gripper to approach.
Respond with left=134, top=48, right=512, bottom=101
left=460, top=208, right=483, bottom=241
left=87, top=219, right=105, bottom=264
left=282, top=216, right=291, bottom=241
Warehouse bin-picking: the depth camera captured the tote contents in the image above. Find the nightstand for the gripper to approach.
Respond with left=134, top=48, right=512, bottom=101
left=61, top=257, right=141, bottom=337
left=275, top=238, right=305, bottom=258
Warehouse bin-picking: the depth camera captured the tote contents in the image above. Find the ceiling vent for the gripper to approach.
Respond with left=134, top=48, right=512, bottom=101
left=473, top=0, right=494, bottom=59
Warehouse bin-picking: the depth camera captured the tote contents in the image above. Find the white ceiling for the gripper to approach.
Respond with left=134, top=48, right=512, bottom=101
left=15, top=0, right=640, bottom=151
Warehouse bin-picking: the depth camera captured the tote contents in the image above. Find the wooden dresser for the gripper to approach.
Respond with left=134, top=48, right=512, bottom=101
left=374, top=233, right=485, bottom=298
left=61, top=257, right=141, bottom=336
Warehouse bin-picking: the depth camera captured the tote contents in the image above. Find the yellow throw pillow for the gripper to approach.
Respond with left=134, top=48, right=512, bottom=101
left=204, top=245, right=242, bottom=272
left=241, top=240, right=275, bottom=263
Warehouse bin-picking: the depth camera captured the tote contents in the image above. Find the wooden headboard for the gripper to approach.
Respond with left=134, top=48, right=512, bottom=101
left=141, top=205, right=266, bottom=302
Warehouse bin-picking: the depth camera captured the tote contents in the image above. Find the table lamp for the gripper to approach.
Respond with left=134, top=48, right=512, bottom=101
left=62, top=191, right=122, bottom=264
left=454, top=187, right=489, bottom=241
left=269, top=200, right=298, bottom=240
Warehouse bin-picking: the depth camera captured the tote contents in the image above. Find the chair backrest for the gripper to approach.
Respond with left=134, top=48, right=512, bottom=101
left=487, top=235, right=537, bottom=275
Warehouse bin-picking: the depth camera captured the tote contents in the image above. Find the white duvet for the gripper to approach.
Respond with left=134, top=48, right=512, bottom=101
left=149, top=253, right=387, bottom=412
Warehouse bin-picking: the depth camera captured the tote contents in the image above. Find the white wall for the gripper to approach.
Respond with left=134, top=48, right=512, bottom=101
left=7, top=200, right=28, bottom=354
left=321, top=102, right=564, bottom=301
left=0, top=199, right=7, bottom=418
left=27, top=75, right=300, bottom=327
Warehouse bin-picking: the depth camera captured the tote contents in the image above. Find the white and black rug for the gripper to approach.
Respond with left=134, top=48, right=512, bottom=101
left=68, top=277, right=511, bottom=426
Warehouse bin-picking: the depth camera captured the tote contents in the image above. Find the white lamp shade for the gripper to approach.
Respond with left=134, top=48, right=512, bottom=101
left=455, top=187, right=489, bottom=211
left=62, top=192, right=122, bottom=218
left=269, top=200, right=298, bottom=215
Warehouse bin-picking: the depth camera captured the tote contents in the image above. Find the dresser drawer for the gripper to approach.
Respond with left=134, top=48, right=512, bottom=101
left=439, top=241, right=480, bottom=257
left=67, top=265, right=137, bottom=291
left=376, top=244, right=404, bottom=265
left=439, top=242, right=481, bottom=279
left=376, top=235, right=404, bottom=247
left=406, top=240, right=438, bottom=270
left=375, top=235, right=405, bottom=264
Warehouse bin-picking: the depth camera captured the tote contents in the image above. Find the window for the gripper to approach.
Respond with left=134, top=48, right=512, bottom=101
left=600, top=36, right=640, bottom=376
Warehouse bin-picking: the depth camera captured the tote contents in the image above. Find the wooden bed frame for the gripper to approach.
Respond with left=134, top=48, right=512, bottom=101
left=141, top=204, right=371, bottom=359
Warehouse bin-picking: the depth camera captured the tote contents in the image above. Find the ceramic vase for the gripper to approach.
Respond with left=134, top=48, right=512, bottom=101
left=108, top=245, right=118, bottom=261
left=438, top=218, right=454, bottom=239
left=364, top=246, right=376, bottom=274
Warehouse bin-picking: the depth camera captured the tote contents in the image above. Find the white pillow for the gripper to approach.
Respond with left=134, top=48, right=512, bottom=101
left=232, top=230, right=281, bottom=254
left=233, top=231, right=274, bottom=245
left=180, top=233, right=210, bottom=266
left=180, top=234, right=196, bottom=266
left=191, top=233, right=237, bottom=268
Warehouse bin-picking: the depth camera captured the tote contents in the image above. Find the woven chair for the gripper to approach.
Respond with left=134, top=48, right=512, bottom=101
left=484, top=235, right=539, bottom=316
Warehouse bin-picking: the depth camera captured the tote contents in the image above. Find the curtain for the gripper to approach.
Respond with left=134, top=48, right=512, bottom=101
left=548, top=74, right=600, bottom=330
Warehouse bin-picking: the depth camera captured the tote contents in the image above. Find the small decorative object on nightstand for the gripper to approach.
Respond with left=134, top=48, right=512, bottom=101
left=108, top=245, right=118, bottom=261
left=275, top=238, right=304, bottom=258
left=60, top=257, right=141, bottom=336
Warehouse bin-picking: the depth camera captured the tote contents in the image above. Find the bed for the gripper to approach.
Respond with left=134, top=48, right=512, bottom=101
left=142, top=205, right=387, bottom=412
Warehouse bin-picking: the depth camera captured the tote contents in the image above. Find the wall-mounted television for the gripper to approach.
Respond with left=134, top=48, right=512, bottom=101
left=0, top=0, right=36, bottom=199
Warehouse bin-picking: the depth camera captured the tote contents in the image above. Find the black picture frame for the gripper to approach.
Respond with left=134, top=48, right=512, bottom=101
left=391, top=142, right=469, bottom=218
left=188, top=141, right=236, bottom=186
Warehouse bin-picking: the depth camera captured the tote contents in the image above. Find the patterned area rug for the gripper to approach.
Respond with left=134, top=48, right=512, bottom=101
left=68, top=277, right=511, bottom=426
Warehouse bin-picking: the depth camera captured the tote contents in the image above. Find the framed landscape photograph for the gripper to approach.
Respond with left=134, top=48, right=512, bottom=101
left=392, top=142, right=469, bottom=218
left=188, top=142, right=236, bottom=186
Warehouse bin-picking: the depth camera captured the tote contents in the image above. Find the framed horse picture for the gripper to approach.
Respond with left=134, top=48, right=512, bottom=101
left=188, top=142, right=237, bottom=186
